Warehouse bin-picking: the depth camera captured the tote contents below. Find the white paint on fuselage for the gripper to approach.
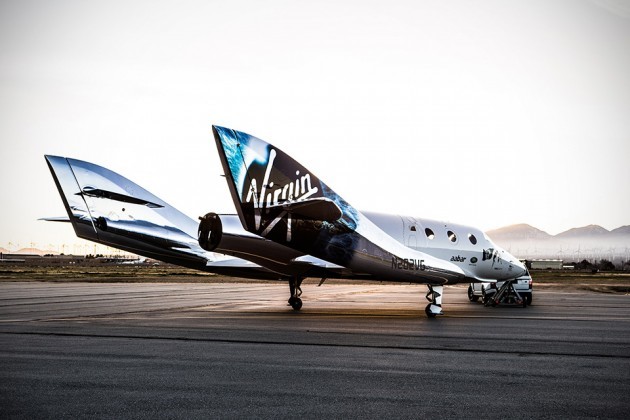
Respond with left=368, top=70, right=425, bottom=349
left=362, top=211, right=525, bottom=282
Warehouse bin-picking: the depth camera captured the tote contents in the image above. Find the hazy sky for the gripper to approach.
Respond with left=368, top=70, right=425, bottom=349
left=1, top=0, right=629, bottom=253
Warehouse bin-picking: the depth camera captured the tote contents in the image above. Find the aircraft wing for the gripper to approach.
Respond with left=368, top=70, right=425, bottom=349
left=44, top=155, right=283, bottom=279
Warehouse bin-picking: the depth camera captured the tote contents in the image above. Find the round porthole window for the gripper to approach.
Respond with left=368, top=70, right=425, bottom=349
left=425, top=228, right=435, bottom=240
left=447, top=230, right=457, bottom=243
left=468, top=233, right=477, bottom=245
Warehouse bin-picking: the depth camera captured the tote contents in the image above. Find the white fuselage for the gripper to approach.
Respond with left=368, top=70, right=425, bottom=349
left=363, top=211, right=525, bottom=282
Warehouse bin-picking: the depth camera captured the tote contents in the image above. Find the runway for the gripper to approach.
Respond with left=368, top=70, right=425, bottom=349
left=1, top=281, right=629, bottom=418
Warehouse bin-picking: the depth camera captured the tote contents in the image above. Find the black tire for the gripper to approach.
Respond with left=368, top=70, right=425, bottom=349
left=425, top=303, right=437, bottom=318
left=525, top=293, right=532, bottom=305
left=467, top=286, right=479, bottom=302
left=289, top=297, right=302, bottom=311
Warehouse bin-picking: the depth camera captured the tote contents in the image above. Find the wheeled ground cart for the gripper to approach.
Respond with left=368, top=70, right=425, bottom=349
left=483, top=279, right=527, bottom=308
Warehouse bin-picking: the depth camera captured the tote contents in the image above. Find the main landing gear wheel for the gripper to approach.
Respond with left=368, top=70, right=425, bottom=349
left=287, top=276, right=304, bottom=311
left=288, top=296, right=303, bottom=310
left=467, top=285, right=479, bottom=302
left=425, top=285, right=444, bottom=318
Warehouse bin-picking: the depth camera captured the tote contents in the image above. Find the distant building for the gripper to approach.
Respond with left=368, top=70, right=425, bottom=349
left=529, top=259, right=564, bottom=270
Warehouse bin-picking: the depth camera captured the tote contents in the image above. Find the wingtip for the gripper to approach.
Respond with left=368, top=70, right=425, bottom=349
left=44, top=155, right=65, bottom=164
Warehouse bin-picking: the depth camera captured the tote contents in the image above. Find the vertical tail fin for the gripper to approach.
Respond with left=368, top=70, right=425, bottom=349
left=213, top=126, right=359, bottom=260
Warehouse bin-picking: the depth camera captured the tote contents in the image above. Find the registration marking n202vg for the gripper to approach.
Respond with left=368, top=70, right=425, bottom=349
left=392, top=257, right=426, bottom=271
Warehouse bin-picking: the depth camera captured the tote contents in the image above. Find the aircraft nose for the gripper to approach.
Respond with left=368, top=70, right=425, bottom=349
left=512, top=259, right=528, bottom=277
left=498, top=246, right=527, bottom=278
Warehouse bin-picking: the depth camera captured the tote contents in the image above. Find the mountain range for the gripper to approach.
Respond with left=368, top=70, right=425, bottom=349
left=1, top=247, right=59, bottom=256
left=486, top=224, right=630, bottom=262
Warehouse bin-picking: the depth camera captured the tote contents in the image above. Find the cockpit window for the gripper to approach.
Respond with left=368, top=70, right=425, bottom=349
left=468, top=233, right=477, bottom=245
left=447, top=230, right=457, bottom=243
left=425, top=228, right=435, bottom=240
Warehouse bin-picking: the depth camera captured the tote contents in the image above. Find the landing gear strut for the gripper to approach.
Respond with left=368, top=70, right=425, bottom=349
left=425, top=285, right=444, bottom=318
left=288, top=277, right=303, bottom=311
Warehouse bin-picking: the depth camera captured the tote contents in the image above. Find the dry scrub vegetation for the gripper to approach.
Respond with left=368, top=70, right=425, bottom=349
left=0, top=263, right=629, bottom=293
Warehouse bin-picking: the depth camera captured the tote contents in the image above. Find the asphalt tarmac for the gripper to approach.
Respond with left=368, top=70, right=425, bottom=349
left=1, top=281, right=629, bottom=419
